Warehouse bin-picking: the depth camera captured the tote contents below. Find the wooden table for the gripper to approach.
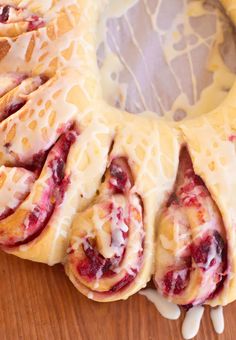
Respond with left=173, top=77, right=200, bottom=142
left=0, top=251, right=235, bottom=340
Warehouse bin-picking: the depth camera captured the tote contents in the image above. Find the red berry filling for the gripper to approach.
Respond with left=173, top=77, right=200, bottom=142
left=49, top=130, right=76, bottom=182
left=31, top=150, right=48, bottom=172
left=178, top=173, right=207, bottom=208
left=51, top=158, right=65, bottom=184
left=72, top=158, right=144, bottom=295
left=27, top=15, right=45, bottom=32
left=174, top=149, right=208, bottom=209
left=163, top=267, right=190, bottom=295
left=109, top=158, right=132, bottom=194
left=191, top=231, right=225, bottom=268
left=160, top=231, right=226, bottom=301
left=110, top=272, right=137, bottom=293
left=166, top=193, right=179, bottom=207
left=0, top=208, right=14, bottom=221
left=77, top=238, right=142, bottom=293
left=5, top=129, right=77, bottom=247
left=77, top=240, right=138, bottom=293
left=77, top=218, right=127, bottom=281
left=0, top=6, right=9, bottom=23
left=229, top=135, right=236, bottom=142
left=110, top=163, right=128, bottom=192
left=0, top=5, right=45, bottom=30
left=2, top=101, right=26, bottom=121
left=77, top=242, right=113, bottom=280
left=158, top=148, right=227, bottom=303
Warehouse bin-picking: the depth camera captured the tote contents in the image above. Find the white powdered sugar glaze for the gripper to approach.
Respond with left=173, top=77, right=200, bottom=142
left=139, top=289, right=180, bottom=320
left=182, top=306, right=204, bottom=340
left=87, top=292, right=94, bottom=299
left=210, top=306, right=224, bottom=334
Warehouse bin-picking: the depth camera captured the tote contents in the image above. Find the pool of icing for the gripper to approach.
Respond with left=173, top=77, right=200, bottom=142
left=97, top=0, right=236, bottom=120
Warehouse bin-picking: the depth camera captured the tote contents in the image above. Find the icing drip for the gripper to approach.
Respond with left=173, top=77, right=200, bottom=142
left=139, top=289, right=180, bottom=320
left=210, top=306, right=224, bottom=334
left=140, top=289, right=225, bottom=338
left=181, top=306, right=204, bottom=339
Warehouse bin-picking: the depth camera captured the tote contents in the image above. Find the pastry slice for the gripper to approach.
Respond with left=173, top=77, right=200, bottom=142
left=153, top=0, right=236, bottom=310
left=0, top=120, right=112, bottom=265
left=0, top=128, right=78, bottom=246
left=154, top=147, right=227, bottom=306
left=66, top=156, right=145, bottom=300
left=65, top=113, right=180, bottom=301
left=178, top=101, right=236, bottom=307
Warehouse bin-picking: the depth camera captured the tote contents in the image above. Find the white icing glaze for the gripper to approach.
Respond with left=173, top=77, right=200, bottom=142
left=0, top=73, right=26, bottom=97
left=140, top=290, right=225, bottom=338
left=139, top=289, right=180, bottom=320
left=210, top=306, right=224, bottom=334
left=0, top=70, right=81, bottom=165
left=0, top=166, right=35, bottom=215
left=87, top=292, right=94, bottom=299
left=182, top=306, right=204, bottom=340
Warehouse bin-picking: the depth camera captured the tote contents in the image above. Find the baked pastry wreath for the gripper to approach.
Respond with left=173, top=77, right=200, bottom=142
left=0, top=0, right=236, bottom=335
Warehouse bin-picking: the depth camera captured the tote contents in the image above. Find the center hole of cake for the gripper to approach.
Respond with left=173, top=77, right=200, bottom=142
left=97, top=0, right=236, bottom=120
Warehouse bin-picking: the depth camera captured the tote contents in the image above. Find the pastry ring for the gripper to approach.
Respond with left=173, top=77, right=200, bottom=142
left=0, top=0, right=236, bottom=325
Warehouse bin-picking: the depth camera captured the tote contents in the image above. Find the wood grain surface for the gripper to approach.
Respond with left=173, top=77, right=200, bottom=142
left=0, top=251, right=235, bottom=340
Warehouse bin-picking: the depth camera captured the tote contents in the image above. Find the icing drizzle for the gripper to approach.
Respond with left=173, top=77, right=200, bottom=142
left=140, top=289, right=225, bottom=338
left=97, top=0, right=236, bottom=119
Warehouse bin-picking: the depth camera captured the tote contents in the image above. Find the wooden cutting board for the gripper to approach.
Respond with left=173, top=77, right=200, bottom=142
left=0, top=251, right=234, bottom=340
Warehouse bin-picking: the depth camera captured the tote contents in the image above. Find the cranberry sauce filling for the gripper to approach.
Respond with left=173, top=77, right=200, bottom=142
left=31, top=150, right=48, bottom=173
left=176, top=149, right=207, bottom=209
left=191, top=230, right=227, bottom=302
left=191, top=231, right=225, bottom=268
left=77, top=242, right=114, bottom=280
left=0, top=5, right=9, bottom=23
left=5, top=129, right=77, bottom=247
left=109, top=158, right=133, bottom=193
left=76, top=204, right=129, bottom=282
left=163, top=265, right=191, bottom=295
left=77, top=238, right=139, bottom=294
left=1, top=101, right=26, bottom=121
left=3, top=122, right=74, bottom=174
left=0, top=208, right=13, bottom=220
left=77, top=236, right=143, bottom=294
left=27, top=15, right=45, bottom=32
left=161, top=231, right=226, bottom=300
left=158, top=148, right=227, bottom=304
left=0, top=5, right=44, bottom=30
left=75, top=158, right=144, bottom=294
left=110, top=273, right=137, bottom=293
